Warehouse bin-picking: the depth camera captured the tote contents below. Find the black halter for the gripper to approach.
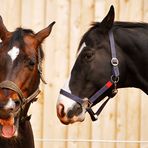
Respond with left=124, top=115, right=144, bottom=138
left=60, top=29, right=120, bottom=121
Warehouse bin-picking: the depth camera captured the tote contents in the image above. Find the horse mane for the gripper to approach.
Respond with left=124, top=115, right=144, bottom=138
left=9, top=28, right=44, bottom=60
left=78, top=21, right=148, bottom=52
left=91, top=21, right=148, bottom=30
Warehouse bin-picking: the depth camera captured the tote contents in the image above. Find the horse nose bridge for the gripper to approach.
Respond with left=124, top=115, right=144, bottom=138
left=0, top=90, right=21, bottom=113
left=4, top=98, right=16, bottom=110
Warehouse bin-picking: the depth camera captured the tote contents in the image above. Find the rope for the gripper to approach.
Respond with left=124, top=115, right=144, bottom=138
left=34, top=138, right=148, bottom=143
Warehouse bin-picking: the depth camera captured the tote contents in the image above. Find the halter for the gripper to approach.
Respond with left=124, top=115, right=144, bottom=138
left=0, top=47, right=46, bottom=121
left=60, top=29, right=120, bottom=121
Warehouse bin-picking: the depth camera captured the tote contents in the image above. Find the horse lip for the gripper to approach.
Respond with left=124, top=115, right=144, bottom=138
left=59, top=114, right=85, bottom=125
left=0, top=115, right=19, bottom=138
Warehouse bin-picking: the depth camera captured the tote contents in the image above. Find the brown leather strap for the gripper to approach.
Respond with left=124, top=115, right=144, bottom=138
left=0, top=80, right=25, bottom=102
left=0, top=80, right=40, bottom=106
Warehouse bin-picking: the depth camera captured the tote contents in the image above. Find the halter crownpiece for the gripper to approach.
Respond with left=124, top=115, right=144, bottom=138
left=60, top=29, right=120, bottom=121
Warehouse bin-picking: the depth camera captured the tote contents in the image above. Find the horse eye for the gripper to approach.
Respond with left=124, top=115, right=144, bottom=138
left=83, top=51, right=94, bottom=62
left=28, top=59, right=36, bottom=66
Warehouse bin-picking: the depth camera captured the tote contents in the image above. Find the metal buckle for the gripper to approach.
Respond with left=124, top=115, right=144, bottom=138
left=111, top=58, right=119, bottom=66
left=111, top=75, right=119, bottom=83
left=82, top=98, right=93, bottom=109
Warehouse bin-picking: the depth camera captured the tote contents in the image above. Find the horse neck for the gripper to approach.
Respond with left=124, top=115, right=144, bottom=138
left=115, top=27, right=148, bottom=94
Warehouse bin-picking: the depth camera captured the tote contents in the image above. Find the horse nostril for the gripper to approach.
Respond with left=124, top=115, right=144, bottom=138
left=67, top=103, right=83, bottom=118
left=67, top=109, right=74, bottom=118
left=57, top=104, right=65, bottom=118
left=73, top=103, right=83, bottom=116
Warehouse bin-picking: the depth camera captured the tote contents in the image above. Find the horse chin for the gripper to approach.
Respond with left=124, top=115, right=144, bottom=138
left=59, top=114, right=85, bottom=125
left=0, top=115, right=19, bottom=139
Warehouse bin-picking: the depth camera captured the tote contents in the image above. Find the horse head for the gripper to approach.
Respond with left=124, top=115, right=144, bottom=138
left=57, top=5, right=148, bottom=124
left=57, top=6, right=115, bottom=124
left=0, top=16, right=55, bottom=138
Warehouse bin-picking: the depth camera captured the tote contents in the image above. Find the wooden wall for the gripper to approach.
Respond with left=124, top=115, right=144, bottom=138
left=0, top=0, right=148, bottom=148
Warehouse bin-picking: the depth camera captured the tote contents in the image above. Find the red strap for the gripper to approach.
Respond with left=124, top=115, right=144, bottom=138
left=106, top=81, right=113, bottom=88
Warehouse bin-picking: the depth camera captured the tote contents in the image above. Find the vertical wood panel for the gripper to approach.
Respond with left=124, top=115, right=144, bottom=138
left=116, top=90, right=127, bottom=148
left=44, top=0, right=70, bottom=148
left=119, top=1, right=143, bottom=148
left=21, top=1, right=45, bottom=148
left=80, top=0, right=95, bottom=36
left=66, top=1, right=82, bottom=148
left=140, top=1, right=148, bottom=147
left=77, top=1, right=94, bottom=148
left=43, top=0, right=57, bottom=148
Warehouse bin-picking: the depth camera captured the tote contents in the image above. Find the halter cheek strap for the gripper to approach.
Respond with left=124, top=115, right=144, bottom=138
left=0, top=80, right=40, bottom=106
left=60, top=29, right=119, bottom=121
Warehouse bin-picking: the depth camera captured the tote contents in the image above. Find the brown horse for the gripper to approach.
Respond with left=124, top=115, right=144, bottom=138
left=0, top=16, right=55, bottom=148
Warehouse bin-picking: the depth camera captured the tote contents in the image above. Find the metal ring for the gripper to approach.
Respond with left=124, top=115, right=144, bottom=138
left=111, top=75, right=119, bottom=83
left=111, top=58, right=119, bottom=66
left=83, top=98, right=93, bottom=109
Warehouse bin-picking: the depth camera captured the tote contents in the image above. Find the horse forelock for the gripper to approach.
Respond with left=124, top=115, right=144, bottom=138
left=8, top=28, right=44, bottom=60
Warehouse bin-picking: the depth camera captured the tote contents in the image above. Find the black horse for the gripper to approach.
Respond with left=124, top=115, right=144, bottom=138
left=0, top=16, right=55, bottom=147
left=57, top=5, right=148, bottom=125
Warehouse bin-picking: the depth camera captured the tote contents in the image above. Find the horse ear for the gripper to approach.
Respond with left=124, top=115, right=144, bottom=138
left=35, top=21, right=55, bottom=43
left=0, top=16, right=10, bottom=41
left=100, top=5, right=115, bottom=31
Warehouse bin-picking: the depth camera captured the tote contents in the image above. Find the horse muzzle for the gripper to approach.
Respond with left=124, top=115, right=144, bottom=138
left=56, top=102, right=86, bottom=125
left=0, top=114, right=19, bottom=138
left=0, top=95, right=21, bottom=138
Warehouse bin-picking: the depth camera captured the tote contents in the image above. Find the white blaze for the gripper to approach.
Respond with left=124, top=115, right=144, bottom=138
left=8, top=47, right=20, bottom=62
left=77, top=42, right=86, bottom=56
left=4, top=98, right=16, bottom=110
left=58, top=77, right=76, bottom=112
left=57, top=42, right=86, bottom=112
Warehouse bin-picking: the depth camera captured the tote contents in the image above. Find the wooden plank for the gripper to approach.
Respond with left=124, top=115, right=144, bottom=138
left=42, top=0, right=57, bottom=148
left=77, top=115, right=92, bottom=148
left=43, top=0, right=70, bottom=148
left=99, top=2, right=119, bottom=148
left=119, top=0, right=143, bottom=22
left=105, top=0, right=120, bottom=20
left=116, top=89, right=127, bottom=148
left=0, top=0, right=21, bottom=29
left=143, top=0, right=148, bottom=21
left=140, top=92, right=148, bottom=148
left=66, top=1, right=81, bottom=148
left=21, top=1, right=45, bottom=148
left=94, top=0, right=105, bottom=22
left=80, top=0, right=95, bottom=36
left=119, top=1, right=143, bottom=148
left=126, top=89, right=141, bottom=148
left=101, top=98, right=116, bottom=148
left=68, top=0, right=82, bottom=68
left=91, top=2, right=105, bottom=148
left=21, top=0, right=34, bottom=27
left=77, top=1, right=94, bottom=148
left=140, top=1, right=148, bottom=147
